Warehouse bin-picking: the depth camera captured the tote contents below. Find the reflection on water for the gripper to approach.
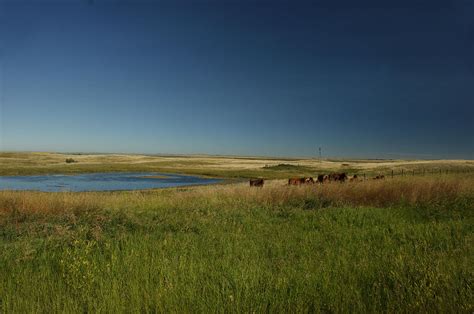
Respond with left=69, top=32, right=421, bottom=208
left=0, top=172, right=220, bottom=192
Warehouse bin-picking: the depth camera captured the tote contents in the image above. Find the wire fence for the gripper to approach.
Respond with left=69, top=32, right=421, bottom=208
left=358, top=168, right=474, bottom=180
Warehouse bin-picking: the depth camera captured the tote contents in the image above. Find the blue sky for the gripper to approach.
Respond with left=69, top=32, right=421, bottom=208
left=1, top=0, right=473, bottom=158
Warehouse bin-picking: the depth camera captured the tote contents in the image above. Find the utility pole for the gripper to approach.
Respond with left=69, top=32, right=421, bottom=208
left=318, top=147, right=322, bottom=162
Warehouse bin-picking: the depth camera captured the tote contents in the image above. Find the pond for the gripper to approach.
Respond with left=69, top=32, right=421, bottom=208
left=0, top=172, right=221, bottom=192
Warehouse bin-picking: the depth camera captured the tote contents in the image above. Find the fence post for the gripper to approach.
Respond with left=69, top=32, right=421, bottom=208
left=391, top=170, right=394, bottom=178
left=401, top=169, right=404, bottom=176
left=412, top=170, right=415, bottom=176
left=364, top=173, right=366, bottom=180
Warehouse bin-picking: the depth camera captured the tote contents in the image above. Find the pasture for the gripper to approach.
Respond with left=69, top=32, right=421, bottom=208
left=0, top=153, right=473, bottom=312
left=1, top=151, right=473, bottom=178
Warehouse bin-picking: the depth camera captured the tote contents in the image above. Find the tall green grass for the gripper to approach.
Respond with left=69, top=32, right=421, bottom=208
left=0, top=177, right=473, bottom=312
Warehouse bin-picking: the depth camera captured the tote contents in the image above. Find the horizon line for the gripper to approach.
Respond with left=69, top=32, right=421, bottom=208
left=1, top=150, right=472, bottom=161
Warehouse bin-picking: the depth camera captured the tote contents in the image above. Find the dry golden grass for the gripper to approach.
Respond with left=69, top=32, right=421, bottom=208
left=186, top=176, right=474, bottom=209
left=1, top=176, right=472, bottom=220
left=1, top=152, right=473, bottom=178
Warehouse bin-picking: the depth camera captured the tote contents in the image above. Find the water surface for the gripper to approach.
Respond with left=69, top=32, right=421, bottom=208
left=0, top=172, right=220, bottom=192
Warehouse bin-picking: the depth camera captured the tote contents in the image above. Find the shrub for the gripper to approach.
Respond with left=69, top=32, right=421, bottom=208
left=263, top=164, right=310, bottom=171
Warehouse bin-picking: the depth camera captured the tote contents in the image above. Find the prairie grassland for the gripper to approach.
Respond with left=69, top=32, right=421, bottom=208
left=1, top=152, right=473, bottom=178
left=0, top=176, right=473, bottom=312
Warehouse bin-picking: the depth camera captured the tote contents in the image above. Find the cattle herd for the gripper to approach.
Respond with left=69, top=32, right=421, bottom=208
left=249, top=172, right=385, bottom=187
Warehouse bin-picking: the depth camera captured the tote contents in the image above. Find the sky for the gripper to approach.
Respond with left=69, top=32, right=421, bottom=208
left=0, top=0, right=473, bottom=159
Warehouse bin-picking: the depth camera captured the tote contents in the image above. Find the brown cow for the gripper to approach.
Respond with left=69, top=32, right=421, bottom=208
left=250, top=178, right=264, bottom=187
left=373, top=175, right=385, bottom=180
left=289, top=177, right=315, bottom=185
left=288, top=178, right=306, bottom=185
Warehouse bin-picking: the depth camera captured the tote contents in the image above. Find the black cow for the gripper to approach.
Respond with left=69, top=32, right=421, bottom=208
left=250, top=179, right=264, bottom=187
left=329, top=173, right=347, bottom=182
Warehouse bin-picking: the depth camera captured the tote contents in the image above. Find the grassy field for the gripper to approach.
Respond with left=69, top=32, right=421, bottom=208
left=0, top=153, right=473, bottom=312
left=1, top=151, right=473, bottom=178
